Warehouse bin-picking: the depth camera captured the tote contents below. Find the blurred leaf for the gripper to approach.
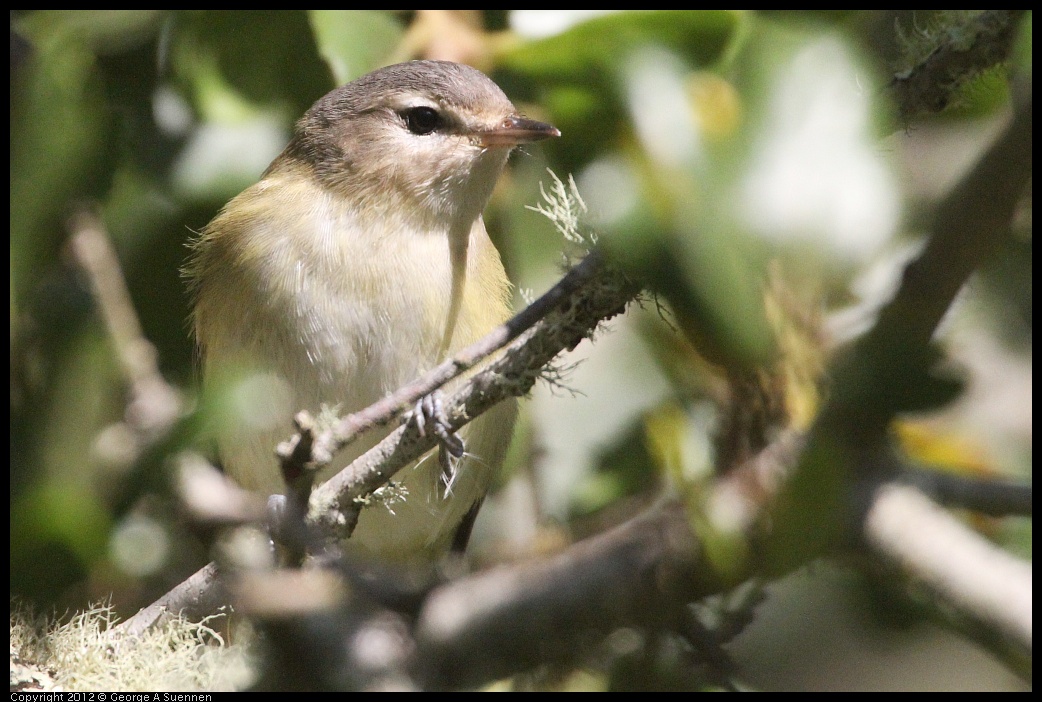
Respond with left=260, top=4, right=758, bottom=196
left=164, top=12, right=336, bottom=201
left=763, top=431, right=848, bottom=575
left=11, top=18, right=113, bottom=306
left=886, top=366, right=964, bottom=415
left=20, top=10, right=164, bottom=53
left=1011, top=10, right=1032, bottom=77
left=497, top=11, right=742, bottom=170
left=13, top=481, right=112, bottom=568
left=309, top=10, right=404, bottom=84
left=502, top=11, right=739, bottom=81
left=755, top=9, right=860, bottom=24
left=665, top=224, right=777, bottom=374
left=594, top=156, right=776, bottom=375
left=170, top=10, right=334, bottom=120
left=894, top=421, right=992, bottom=477
left=574, top=416, right=658, bottom=518
left=977, top=236, right=1032, bottom=350
left=10, top=329, right=121, bottom=602
left=555, top=37, right=781, bottom=375
left=842, top=341, right=965, bottom=419
left=957, top=67, right=1014, bottom=117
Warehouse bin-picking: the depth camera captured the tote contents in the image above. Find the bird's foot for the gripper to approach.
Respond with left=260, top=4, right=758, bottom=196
left=406, top=391, right=465, bottom=497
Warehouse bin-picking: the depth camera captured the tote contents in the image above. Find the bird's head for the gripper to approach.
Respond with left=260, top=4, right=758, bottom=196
left=277, top=60, right=560, bottom=230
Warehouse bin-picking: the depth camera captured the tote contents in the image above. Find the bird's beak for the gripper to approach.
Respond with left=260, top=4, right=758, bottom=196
left=477, top=115, right=561, bottom=148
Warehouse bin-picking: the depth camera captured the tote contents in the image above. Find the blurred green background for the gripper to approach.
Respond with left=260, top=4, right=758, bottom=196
left=10, top=10, right=1031, bottom=690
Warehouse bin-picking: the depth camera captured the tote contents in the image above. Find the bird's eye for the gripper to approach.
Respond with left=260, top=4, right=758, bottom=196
left=402, top=106, right=442, bottom=135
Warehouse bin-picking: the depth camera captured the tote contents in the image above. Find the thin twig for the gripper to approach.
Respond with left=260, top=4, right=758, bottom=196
left=904, top=466, right=1032, bottom=517
left=278, top=251, right=615, bottom=478
left=67, top=210, right=181, bottom=441
left=119, top=250, right=639, bottom=634
left=307, top=251, right=638, bottom=539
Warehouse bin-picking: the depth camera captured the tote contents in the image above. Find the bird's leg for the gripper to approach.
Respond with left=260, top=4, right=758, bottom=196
left=407, top=391, right=465, bottom=497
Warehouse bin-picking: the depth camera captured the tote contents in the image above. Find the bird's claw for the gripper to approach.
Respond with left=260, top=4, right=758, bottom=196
left=407, top=391, right=465, bottom=496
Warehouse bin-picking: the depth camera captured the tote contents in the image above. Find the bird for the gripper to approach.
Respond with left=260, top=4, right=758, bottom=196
left=186, top=60, right=559, bottom=561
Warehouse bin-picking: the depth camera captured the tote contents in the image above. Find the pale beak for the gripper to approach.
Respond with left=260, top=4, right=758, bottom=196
left=477, top=115, right=561, bottom=148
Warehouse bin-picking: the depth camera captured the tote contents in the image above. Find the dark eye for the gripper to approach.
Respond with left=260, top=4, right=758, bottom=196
left=402, top=106, right=442, bottom=135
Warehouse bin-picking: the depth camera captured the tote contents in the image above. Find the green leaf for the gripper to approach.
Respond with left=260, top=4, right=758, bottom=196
left=762, top=432, right=848, bottom=575
left=502, top=10, right=740, bottom=82
left=497, top=11, right=743, bottom=171
left=11, top=19, right=111, bottom=305
left=309, top=10, right=404, bottom=84
left=171, top=10, right=334, bottom=118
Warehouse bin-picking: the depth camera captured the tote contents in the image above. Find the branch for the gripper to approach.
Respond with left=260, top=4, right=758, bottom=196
left=67, top=210, right=182, bottom=442
left=412, top=501, right=706, bottom=689
left=890, top=10, right=1027, bottom=119
left=877, top=80, right=1032, bottom=353
left=115, top=563, right=229, bottom=639
left=306, top=251, right=639, bottom=539
left=399, top=451, right=1031, bottom=688
left=120, top=411, right=1033, bottom=684
left=278, top=250, right=620, bottom=477
left=395, top=430, right=794, bottom=688
left=904, top=466, right=1032, bottom=517
left=863, top=483, right=1032, bottom=653
left=119, top=250, right=640, bottom=634
left=768, top=81, right=1033, bottom=571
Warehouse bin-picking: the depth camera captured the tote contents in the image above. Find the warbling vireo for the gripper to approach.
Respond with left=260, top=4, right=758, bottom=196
left=187, top=60, right=559, bottom=560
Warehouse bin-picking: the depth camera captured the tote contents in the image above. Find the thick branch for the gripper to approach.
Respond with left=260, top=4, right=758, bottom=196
left=890, top=10, right=1026, bottom=119
left=879, top=83, right=1032, bottom=352
left=768, top=84, right=1033, bottom=572
left=864, top=483, right=1032, bottom=653
left=412, top=501, right=706, bottom=689
left=399, top=457, right=1031, bottom=688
